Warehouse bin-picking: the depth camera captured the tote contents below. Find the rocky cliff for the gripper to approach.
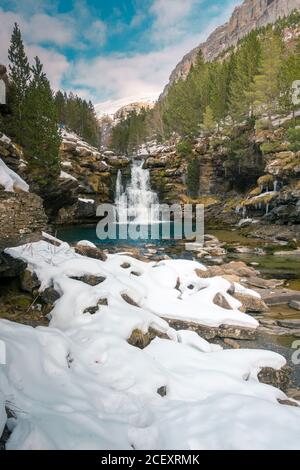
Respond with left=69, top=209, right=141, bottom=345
left=162, top=0, right=300, bottom=97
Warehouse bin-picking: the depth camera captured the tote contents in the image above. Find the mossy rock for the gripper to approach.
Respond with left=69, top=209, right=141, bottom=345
left=249, top=187, right=262, bottom=197
left=257, top=175, right=274, bottom=187
left=12, top=296, right=32, bottom=309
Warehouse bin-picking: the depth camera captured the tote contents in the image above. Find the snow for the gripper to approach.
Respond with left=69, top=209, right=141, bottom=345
left=0, top=158, right=29, bottom=192
left=76, top=240, right=97, bottom=248
left=78, top=198, right=95, bottom=204
left=1, top=237, right=300, bottom=449
left=60, top=171, right=77, bottom=182
left=0, top=134, right=11, bottom=145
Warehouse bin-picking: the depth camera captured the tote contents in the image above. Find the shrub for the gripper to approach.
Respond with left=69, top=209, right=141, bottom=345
left=287, top=127, right=300, bottom=152
left=176, top=139, right=193, bottom=158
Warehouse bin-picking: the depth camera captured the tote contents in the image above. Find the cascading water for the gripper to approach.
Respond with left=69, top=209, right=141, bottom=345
left=115, top=160, right=160, bottom=225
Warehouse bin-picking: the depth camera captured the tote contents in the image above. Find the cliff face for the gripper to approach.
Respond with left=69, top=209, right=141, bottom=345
left=161, top=0, right=300, bottom=97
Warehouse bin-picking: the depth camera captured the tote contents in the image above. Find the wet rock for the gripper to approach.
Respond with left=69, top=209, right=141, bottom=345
left=258, top=365, right=291, bottom=393
left=289, top=300, right=300, bottom=311
left=245, top=277, right=284, bottom=290
left=213, top=293, right=232, bottom=310
left=262, top=290, right=300, bottom=306
left=233, top=293, right=269, bottom=313
left=277, top=319, right=300, bottom=329
left=75, top=245, right=107, bottom=261
left=21, top=269, right=40, bottom=293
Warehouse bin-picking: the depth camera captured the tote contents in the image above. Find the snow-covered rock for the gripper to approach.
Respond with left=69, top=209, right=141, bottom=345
left=1, top=238, right=300, bottom=450
left=0, top=158, right=29, bottom=192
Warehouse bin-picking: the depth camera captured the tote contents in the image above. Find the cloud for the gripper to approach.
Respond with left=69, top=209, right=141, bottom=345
left=0, top=0, right=242, bottom=113
left=149, top=0, right=201, bottom=44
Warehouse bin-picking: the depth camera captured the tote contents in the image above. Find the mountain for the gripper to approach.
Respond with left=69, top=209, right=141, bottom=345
left=161, top=0, right=300, bottom=98
left=95, top=94, right=157, bottom=118
left=98, top=99, right=155, bottom=149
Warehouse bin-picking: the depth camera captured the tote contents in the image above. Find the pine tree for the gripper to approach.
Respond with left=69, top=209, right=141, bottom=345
left=247, top=32, right=283, bottom=127
left=201, top=105, right=215, bottom=134
left=7, top=23, right=31, bottom=144
left=22, top=57, right=61, bottom=189
left=229, top=31, right=261, bottom=120
left=278, top=45, right=300, bottom=123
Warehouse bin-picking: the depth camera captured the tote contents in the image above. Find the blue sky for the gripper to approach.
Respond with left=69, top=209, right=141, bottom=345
left=0, top=0, right=241, bottom=113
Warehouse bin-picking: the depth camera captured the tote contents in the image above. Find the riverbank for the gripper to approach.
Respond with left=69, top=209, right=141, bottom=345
left=1, top=233, right=300, bottom=450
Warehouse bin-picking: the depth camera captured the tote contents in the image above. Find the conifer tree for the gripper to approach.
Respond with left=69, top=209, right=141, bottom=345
left=247, top=32, right=283, bottom=127
left=22, top=57, right=61, bottom=189
left=7, top=23, right=31, bottom=144
left=229, top=32, right=261, bottom=120
left=201, top=105, right=215, bottom=134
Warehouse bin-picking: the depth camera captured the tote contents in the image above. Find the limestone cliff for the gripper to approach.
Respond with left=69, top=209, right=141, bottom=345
left=161, top=0, right=300, bottom=97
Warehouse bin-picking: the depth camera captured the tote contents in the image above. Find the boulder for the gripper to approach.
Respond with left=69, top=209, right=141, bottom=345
left=21, top=270, right=40, bottom=293
left=233, top=293, right=269, bottom=313
left=213, top=293, right=232, bottom=310
left=0, top=253, right=26, bottom=279
left=75, top=245, right=107, bottom=261
left=289, top=300, right=300, bottom=311
left=258, top=366, right=291, bottom=393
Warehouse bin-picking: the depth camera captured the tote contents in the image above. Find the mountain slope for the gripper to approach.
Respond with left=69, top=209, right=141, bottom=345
left=161, top=0, right=300, bottom=98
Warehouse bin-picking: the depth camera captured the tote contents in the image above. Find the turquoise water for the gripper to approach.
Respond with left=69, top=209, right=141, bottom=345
left=57, top=221, right=196, bottom=248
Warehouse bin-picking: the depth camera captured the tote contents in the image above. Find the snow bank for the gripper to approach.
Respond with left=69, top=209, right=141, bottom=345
left=0, top=158, right=29, bottom=192
left=1, top=238, right=300, bottom=450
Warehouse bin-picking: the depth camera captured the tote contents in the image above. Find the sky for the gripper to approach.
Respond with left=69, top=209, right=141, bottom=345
left=0, top=0, right=242, bottom=114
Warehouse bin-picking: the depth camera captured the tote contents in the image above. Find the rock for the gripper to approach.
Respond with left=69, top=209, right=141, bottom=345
left=40, top=288, right=60, bottom=305
left=71, top=275, right=106, bottom=286
left=196, top=261, right=258, bottom=279
left=233, top=293, right=269, bottom=313
left=75, top=245, right=107, bottom=261
left=223, top=338, right=241, bottom=349
left=0, top=253, right=26, bottom=279
left=289, top=300, right=300, bottom=311
left=277, top=399, right=299, bottom=408
left=157, top=386, right=167, bottom=397
left=262, top=290, right=300, bottom=306
left=244, top=277, right=284, bottom=290
left=127, top=327, right=168, bottom=349
left=0, top=191, right=47, bottom=250
left=213, top=293, right=232, bottom=310
left=286, top=388, right=300, bottom=401
left=21, top=270, right=40, bottom=293
left=258, top=366, right=291, bottom=393
left=218, top=325, right=257, bottom=340
left=121, top=262, right=131, bottom=269
left=121, top=294, right=140, bottom=307
left=83, top=298, right=108, bottom=315
left=277, top=319, right=300, bottom=329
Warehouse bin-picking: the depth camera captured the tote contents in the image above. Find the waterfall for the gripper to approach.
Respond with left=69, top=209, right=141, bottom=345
left=115, top=160, right=159, bottom=225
